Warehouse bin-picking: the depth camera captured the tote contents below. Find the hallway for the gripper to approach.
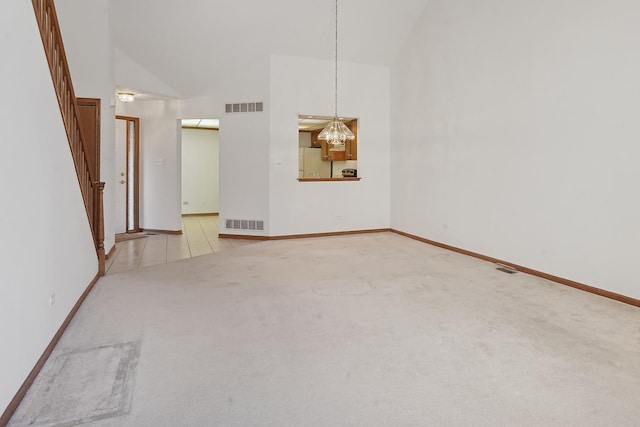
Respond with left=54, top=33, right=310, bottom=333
left=105, top=215, right=258, bottom=274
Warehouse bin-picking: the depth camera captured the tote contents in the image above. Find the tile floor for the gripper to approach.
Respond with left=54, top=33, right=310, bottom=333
left=105, top=215, right=258, bottom=275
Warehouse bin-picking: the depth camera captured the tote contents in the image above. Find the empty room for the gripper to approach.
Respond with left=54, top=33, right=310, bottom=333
left=2, top=0, right=639, bottom=426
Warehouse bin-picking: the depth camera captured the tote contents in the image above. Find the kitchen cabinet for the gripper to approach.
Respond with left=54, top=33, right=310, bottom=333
left=320, top=140, right=356, bottom=161
left=347, top=119, right=358, bottom=159
left=310, top=130, right=322, bottom=148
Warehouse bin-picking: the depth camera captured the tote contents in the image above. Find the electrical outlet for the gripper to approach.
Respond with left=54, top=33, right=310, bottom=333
left=49, top=293, right=55, bottom=308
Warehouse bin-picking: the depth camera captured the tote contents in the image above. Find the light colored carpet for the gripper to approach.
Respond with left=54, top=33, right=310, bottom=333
left=10, top=232, right=640, bottom=426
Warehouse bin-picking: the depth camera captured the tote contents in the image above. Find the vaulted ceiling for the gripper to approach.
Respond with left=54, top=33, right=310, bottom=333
left=109, top=0, right=431, bottom=97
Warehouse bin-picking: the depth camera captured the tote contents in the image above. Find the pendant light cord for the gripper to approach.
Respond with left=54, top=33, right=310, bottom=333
left=335, top=0, right=339, bottom=119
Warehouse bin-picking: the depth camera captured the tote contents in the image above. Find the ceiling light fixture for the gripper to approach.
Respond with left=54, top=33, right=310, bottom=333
left=117, top=93, right=135, bottom=103
left=318, top=0, right=355, bottom=147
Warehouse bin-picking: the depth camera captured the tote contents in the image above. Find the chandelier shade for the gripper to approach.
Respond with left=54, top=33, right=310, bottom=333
left=318, top=119, right=355, bottom=146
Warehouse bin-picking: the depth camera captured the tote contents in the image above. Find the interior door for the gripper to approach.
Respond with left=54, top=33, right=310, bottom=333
left=115, top=116, right=140, bottom=234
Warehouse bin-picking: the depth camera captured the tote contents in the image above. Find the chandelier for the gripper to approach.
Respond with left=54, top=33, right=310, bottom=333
left=318, top=0, right=355, bottom=146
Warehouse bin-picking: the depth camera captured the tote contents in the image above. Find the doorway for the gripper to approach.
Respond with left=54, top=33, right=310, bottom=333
left=115, top=115, right=140, bottom=234
left=181, top=118, right=220, bottom=216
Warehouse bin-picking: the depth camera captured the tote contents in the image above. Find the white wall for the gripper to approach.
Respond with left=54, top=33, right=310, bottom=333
left=182, top=57, right=271, bottom=235
left=115, top=48, right=182, bottom=98
left=117, top=51, right=389, bottom=238
left=56, top=0, right=116, bottom=254
left=0, top=0, right=98, bottom=413
left=117, top=99, right=184, bottom=232
left=182, top=128, right=220, bottom=214
left=269, top=55, right=391, bottom=236
left=391, top=0, right=640, bottom=299
left=115, top=54, right=270, bottom=235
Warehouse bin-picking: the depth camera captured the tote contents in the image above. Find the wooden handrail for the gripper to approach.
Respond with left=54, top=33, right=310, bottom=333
left=32, top=0, right=105, bottom=275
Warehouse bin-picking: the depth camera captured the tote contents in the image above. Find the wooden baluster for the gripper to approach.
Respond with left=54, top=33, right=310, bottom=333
left=33, top=0, right=103, bottom=271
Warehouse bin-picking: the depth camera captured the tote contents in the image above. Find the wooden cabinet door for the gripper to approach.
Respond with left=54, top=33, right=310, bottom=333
left=321, top=141, right=347, bottom=161
left=330, top=149, right=346, bottom=161
left=346, top=120, right=357, bottom=160
left=345, top=140, right=357, bottom=160
left=311, top=130, right=321, bottom=148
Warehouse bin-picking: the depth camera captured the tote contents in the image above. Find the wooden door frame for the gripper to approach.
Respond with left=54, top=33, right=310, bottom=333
left=116, top=115, right=140, bottom=233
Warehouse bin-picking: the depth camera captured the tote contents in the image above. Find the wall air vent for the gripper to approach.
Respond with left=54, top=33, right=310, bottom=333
left=225, top=102, right=264, bottom=114
left=225, top=219, right=264, bottom=231
left=495, top=264, right=517, bottom=274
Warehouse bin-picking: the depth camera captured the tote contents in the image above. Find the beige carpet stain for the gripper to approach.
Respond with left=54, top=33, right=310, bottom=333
left=9, top=342, right=140, bottom=427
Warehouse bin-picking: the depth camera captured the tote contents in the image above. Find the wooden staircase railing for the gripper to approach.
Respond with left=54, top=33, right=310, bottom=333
left=32, top=0, right=106, bottom=275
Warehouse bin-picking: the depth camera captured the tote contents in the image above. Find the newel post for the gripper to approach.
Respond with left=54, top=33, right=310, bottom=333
left=94, top=181, right=106, bottom=276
